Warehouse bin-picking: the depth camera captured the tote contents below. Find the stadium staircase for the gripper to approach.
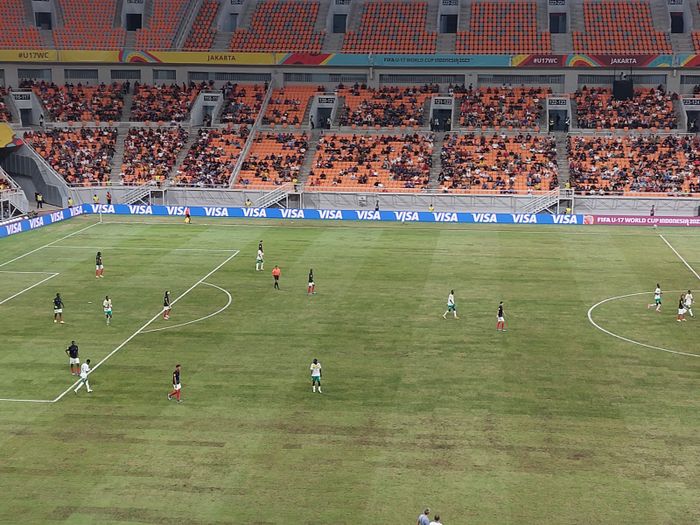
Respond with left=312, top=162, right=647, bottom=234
left=168, top=131, right=199, bottom=180
left=437, top=34, right=456, bottom=53
left=212, top=31, right=231, bottom=51
left=323, top=33, right=344, bottom=53
left=555, top=134, right=570, bottom=187
left=671, top=33, right=695, bottom=53
left=425, top=0, right=438, bottom=33
left=650, top=0, right=671, bottom=32
left=114, top=0, right=124, bottom=26
left=122, top=90, right=133, bottom=121
left=235, top=1, right=256, bottom=31
left=521, top=188, right=566, bottom=214
left=173, top=0, right=203, bottom=50
left=315, top=0, right=331, bottom=33
left=4, top=94, right=21, bottom=123
left=109, top=127, right=129, bottom=183
left=569, top=0, right=585, bottom=33
left=333, top=95, right=345, bottom=126
left=692, top=1, right=700, bottom=30
left=536, top=0, right=549, bottom=34
left=298, top=128, right=321, bottom=183
left=458, top=1, right=471, bottom=32
left=254, top=182, right=296, bottom=208
left=120, top=182, right=159, bottom=205
left=125, top=31, right=137, bottom=50
left=427, top=132, right=445, bottom=189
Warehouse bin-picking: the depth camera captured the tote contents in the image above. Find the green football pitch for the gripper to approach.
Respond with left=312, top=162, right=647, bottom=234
left=0, top=215, right=699, bottom=524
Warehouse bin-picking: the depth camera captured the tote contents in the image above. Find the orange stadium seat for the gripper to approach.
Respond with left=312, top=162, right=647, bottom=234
left=220, top=84, right=267, bottom=124
left=130, top=83, right=203, bottom=122
left=184, top=0, right=220, bottom=51
left=175, top=127, right=250, bottom=186
left=54, top=0, right=125, bottom=50
left=574, top=87, right=677, bottom=129
left=229, top=1, right=325, bottom=53
left=456, top=2, right=551, bottom=54
left=28, top=81, right=124, bottom=122
left=572, top=1, right=671, bottom=54
left=120, top=127, right=188, bottom=185
left=235, top=132, right=308, bottom=188
left=263, top=86, right=318, bottom=126
left=0, top=1, right=43, bottom=49
left=135, top=0, right=189, bottom=50
left=337, top=85, right=437, bottom=127
left=342, top=2, right=436, bottom=54
left=458, top=86, right=550, bottom=128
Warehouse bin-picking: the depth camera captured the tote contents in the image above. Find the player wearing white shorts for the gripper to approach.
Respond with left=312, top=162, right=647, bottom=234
left=74, top=359, right=93, bottom=394
left=307, top=269, right=316, bottom=295
left=310, top=358, right=322, bottom=393
left=677, top=296, right=688, bottom=322
left=496, top=301, right=506, bottom=331
left=53, top=293, right=65, bottom=324
left=163, top=290, right=171, bottom=320
left=443, top=290, right=458, bottom=319
left=256, top=248, right=264, bottom=271
left=103, top=296, right=112, bottom=325
left=647, top=284, right=662, bottom=312
left=95, top=251, right=104, bottom=278
left=65, top=340, right=80, bottom=375
left=684, top=290, right=694, bottom=317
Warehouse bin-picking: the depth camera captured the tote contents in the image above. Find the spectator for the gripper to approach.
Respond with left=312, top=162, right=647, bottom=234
left=175, top=127, right=249, bottom=186
left=456, top=85, right=549, bottom=128
left=220, top=83, right=265, bottom=124
left=27, top=81, right=124, bottom=122
left=337, top=84, right=437, bottom=128
left=237, top=132, right=308, bottom=187
left=130, top=83, right=203, bottom=122
left=122, top=127, right=188, bottom=184
left=417, top=508, right=431, bottom=525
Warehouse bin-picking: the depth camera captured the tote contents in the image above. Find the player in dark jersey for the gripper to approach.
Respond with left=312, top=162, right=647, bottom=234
left=258, top=240, right=264, bottom=252
left=167, top=364, right=182, bottom=403
left=184, top=207, right=191, bottom=224
left=53, top=293, right=65, bottom=324
left=95, top=251, right=104, bottom=278
left=65, top=340, right=80, bottom=375
left=677, top=296, right=687, bottom=322
left=163, top=290, right=171, bottom=320
left=307, top=269, right=315, bottom=295
left=496, top=301, right=506, bottom=332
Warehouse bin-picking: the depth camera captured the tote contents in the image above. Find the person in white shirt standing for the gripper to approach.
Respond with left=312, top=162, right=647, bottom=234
left=684, top=290, right=694, bottom=317
left=256, top=248, right=264, bottom=271
left=429, top=514, right=442, bottom=525
left=74, top=359, right=93, bottom=394
left=647, top=284, right=662, bottom=312
left=443, top=290, right=459, bottom=319
left=310, top=359, right=322, bottom=393
left=103, top=296, right=112, bottom=325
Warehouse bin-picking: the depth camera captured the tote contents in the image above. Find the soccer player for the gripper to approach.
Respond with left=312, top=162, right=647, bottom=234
left=184, top=207, right=191, bottom=224
left=496, top=301, right=506, bottom=331
left=65, top=340, right=80, bottom=375
left=163, top=290, right=171, bottom=320
left=95, top=251, right=104, bottom=278
left=256, top=247, right=264, bottom=271
left=53, top=293, right=65, bottom=324
left=74, top=359, right=93, bottom=394
left=685, top=290, right=694, bottom=318
left=307, top=269, right=316, bottom=295
left=167, top=364, right=182, bottom=403
left=647, top=284, right=662, bottom=312
left=103, top=295, right=113, bottom=325
left=678, top=295, right=687, bottom=322
left=310, top=358, right=322, bottom=393
left=272, top=265, right=281, bottom=289
left=442, top=290, right=458, bottom=319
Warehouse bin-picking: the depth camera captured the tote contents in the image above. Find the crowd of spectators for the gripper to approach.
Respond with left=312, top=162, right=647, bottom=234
left=568, top=135, right=700, bottom=194
left=263, top=86, right=318, bottom=126
left=121, top=127, right=188, bottom=184
left=337, top=84, right=437, bottom=127
left=0, top=87, right=12, bottom=122
left=130, top=82, right=204, bottom=122
left=236, top=132, right=308, bottom=187
left=309, top=133, right=433, bottom=190
left=439, top=133, right=558, bottom=193
left=175, top=127, right=249, bottom=186
left=574, top=86, right=677, bottom=129
left=220, top=83, right=266, bottom=124
left=24, top=128, right=117, bottom=185
left=23, top=81, right=124, bottom=122
left=457, top=85, right=549, bottom=128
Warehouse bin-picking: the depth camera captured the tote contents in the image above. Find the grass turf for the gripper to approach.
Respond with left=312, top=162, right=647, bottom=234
left=0, top=215, right=699, bottom=524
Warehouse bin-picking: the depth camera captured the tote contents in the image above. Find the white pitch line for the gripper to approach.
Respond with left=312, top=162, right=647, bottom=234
left=141, top=282, right=232, bottom=334
left=0, top=221, right=99, bottom=269
left=0, top=273, right=60, bottom=305
left=45, top=245, right=238, bottom=253
left=587, top=290, right=700, bottom=358
left=658, top=233, right=700, bottom=281
left=0, top=270, right=58, bottom=275
left=0, top=397, right=54, bottom=403
left=51, top=250, right=240, bottom=403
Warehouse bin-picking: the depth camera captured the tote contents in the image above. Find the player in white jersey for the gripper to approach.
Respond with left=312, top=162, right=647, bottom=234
left=647, top=284, right=662, bottom=312
left=310, top=358, right=322, bottom=393
left=103, top=295, right=112, bottom=325
left=256, top=248, right=264, bottom=271
left=442, top=290, right=458, bottom=319
left=74, top=359, right=93, bottom=394
left=684, top=290, right=694, bottom=317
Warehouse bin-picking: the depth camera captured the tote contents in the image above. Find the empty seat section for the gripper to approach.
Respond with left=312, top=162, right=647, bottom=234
left=307, top=133, right=433, bottom=191
left=23, top=128, right=117, bottom=185
left=184, top=0, right=220, bottom=51
left=456, top=2, right=551, bottom=54
left=569, top=135, right=700, bottom=194
left=263, top=86, right=317, bottom=126
left=337, top=85, right=437, bottom=127
left=439, top=133, right=558, bottom=193
left=175, top=127, right=250, bottom=186
left=29, top=81, right=124, bottom=122
left=458, top=86, right=549, bottom=128
left=220, top=84, right=267, bottom=124
left=572, top=1, right=671, bottom=54
left=235, top=132, right=308, bottom=188
left=0, top=1, right=42, bottom=49
left=229, top=1, right=325, bottom=53
left=342, top=2, right=436, bottom=54
left=135, top=0, right=189, bottom=50
left=574, top=87, right=676, bottom=129
left=54, top=0, right=125, bottom=50
left=120, top=127, right=188, bottom=184
left=130, top=83, right=202, bottom=122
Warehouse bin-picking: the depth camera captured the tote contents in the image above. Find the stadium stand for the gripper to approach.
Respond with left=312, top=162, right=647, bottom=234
left=568, top=135, right=700, bottom=194
left=574, top=87, right=677, bottom=130
left=308, top=133, right=433, bottom=190
left=23, top=128, right=117, bottom=185
left=220, top=83, right=267, bottom=125
left=456, top=1, right=551, bottom=54
left=130, top=83, right=203, bottom=122
left=27, top=82, right=124, bottom=122
left=342, top=1, right=436, bottom=54
left=337, top=84, right=437, bottom=128
left=572, top=0, right=672, bottom=54
left=135, top=0, right=189, bottom=50
left=235, top=132, right=308, bottom=188
left=229, top=0, right=325, bottom=53
left=184, top=0, right=220, bottom=51
left=0, top=1, right=42, bottom=49
left=54, top=0, right=126, bottom=50
left=457, top=86, right=549, bottom=129
left=174, top=127, right=250, bottom=186
left=121, top=127, right=188, bottom=184
left=439, top=133, right=558, bottom=193
left=263, top=86, right=318, bottom=126
left=0, top=87, right=12, bottom=122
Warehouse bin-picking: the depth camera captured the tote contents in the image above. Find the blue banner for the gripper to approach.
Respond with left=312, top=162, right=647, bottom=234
left=0, top=205, right=86, bottom=239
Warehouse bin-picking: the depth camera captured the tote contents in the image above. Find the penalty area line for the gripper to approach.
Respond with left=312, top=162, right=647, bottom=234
left=658, top=233, right=700, bottom=281
left=0, top=272, right=60, bottom=305
left=51, top=249, right=240, bottom=403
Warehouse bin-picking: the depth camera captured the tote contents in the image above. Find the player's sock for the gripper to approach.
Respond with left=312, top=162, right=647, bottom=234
left=318, top=388, right=322, bottom=393
left=312, top=385, right=316, bottom=392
